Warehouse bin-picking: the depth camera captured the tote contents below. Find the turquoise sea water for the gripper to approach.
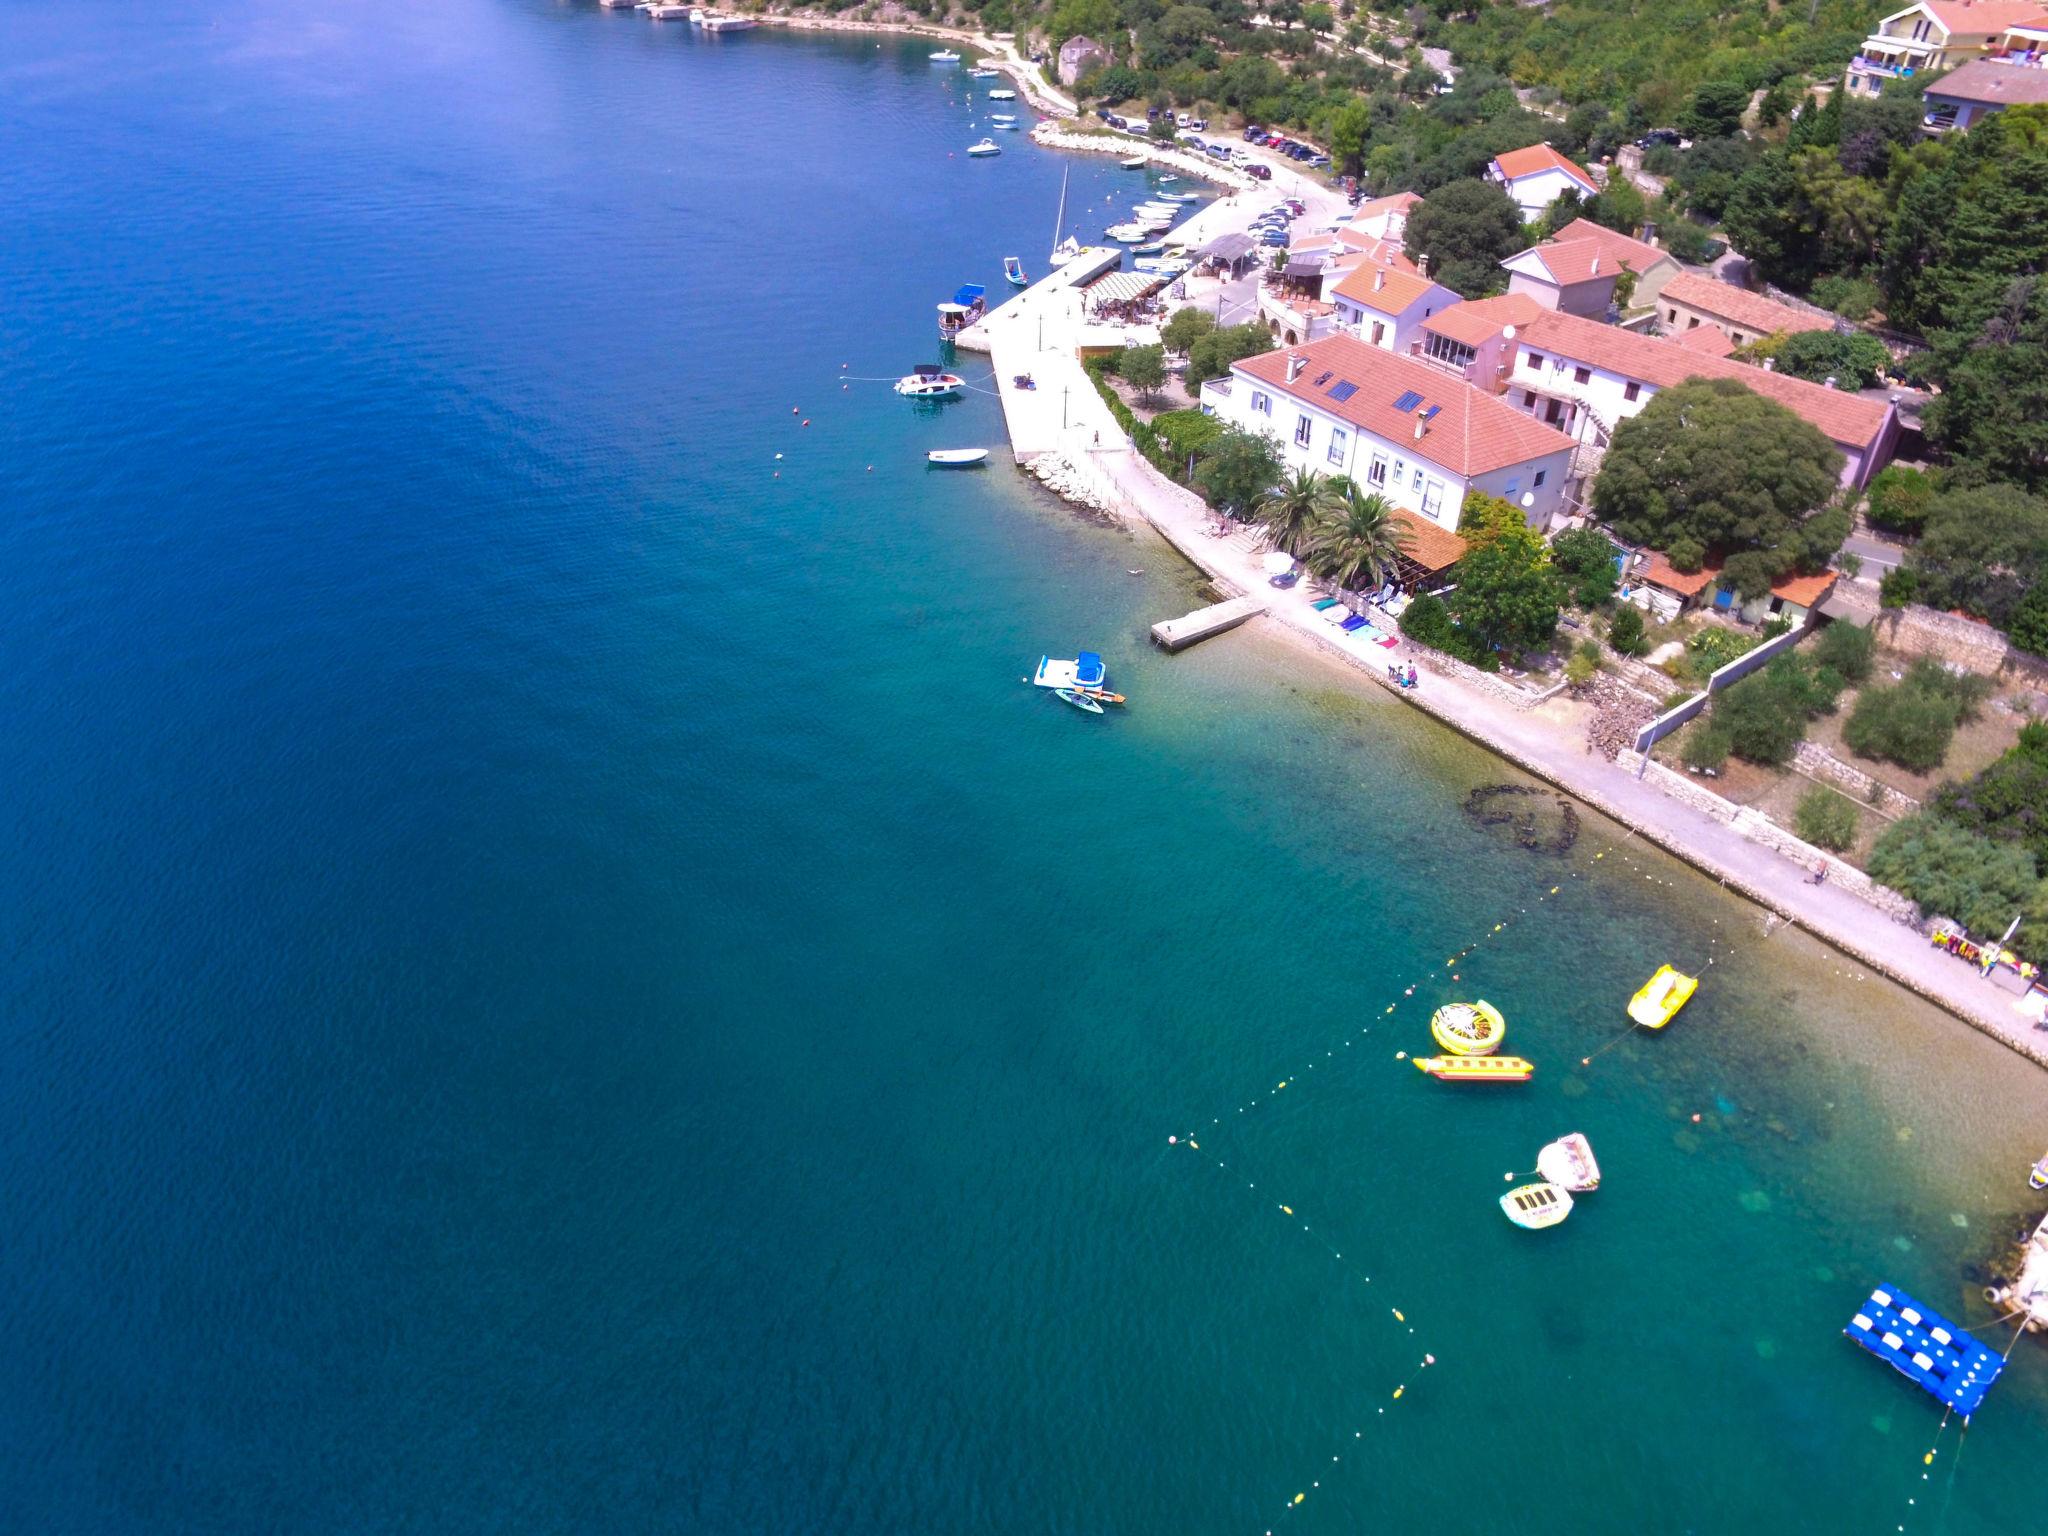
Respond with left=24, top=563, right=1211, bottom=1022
left=2, top=4, right=2045, bottom=1531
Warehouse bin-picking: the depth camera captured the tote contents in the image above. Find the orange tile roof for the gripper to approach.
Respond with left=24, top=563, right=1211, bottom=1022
left=1673, top=325, right=1737, bottom=357
left=1391, top=508, right=1469, bottom=572
left=1639, top=555, right=1720, bottom=597
left=1423, top=293, right=1545, bottom=347
left=1351, top=191, right=1422, bottom=223
left=1921, top=1, right=2048, bottom=35
left=1233, top=334, right=1577, bottom=478
left=1661, top=272, right=1835, bottom=337
left=1330, top=265, right=1442, bottom=315
left=1518, top=237, right=1619, bottom=286
left=1550, top=219, right=1672, bottom=276
left=1770, top=570, right=1839, bottom=607
left=1513, top=308, right=1893, bottom=451
left=1492, top=144, right=1598, bottom=192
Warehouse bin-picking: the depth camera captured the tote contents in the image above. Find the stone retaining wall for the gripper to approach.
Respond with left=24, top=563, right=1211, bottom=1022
left=1873, top=603, right=2048, bottom=683
left=1790, top=741, right=1919, bottom=817
left=1029, top=125, right=1253, bottom=190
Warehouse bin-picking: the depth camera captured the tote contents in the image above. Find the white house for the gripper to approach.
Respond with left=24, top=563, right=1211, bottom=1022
left=1487, top=144, right=1599, bottom=222
left=1344, top=191, right=1422, bottom=244
left=1198, top=335, right=1578, bottom=532
left=1327, top=265, right=1461, bottom=353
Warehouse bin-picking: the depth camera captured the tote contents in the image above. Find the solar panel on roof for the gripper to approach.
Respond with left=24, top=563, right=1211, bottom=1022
left=1391, top=390, right=1422, bottom=412
left=1421, top=403, right=1442, bottom=421
left=1328, top=380, right=1358, bottom=402
left=1312, top=370, right=1333, bottom=387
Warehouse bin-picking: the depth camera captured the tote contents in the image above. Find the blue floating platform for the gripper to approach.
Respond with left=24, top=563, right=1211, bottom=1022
left=1844, top=1284, right=2003, bottom=1420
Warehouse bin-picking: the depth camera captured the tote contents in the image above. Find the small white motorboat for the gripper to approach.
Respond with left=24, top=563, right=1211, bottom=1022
left=1054, top=688, right=1104, bottom=715
left=1119, top=154, right=1147, bottom=169
left=1131, top=240, right=1165, bottom=255
left=1002, top=255, right=1027, bottom=287
left=894, top=364, right=965, bottom=399
left=1104, top=223, right=1151, bottom=243
left=1536, top=1133, right=1601, bottom=1192
left=1501, top=1182, right=1574, bottom=1230
left=966, top=139, right=1002, bottom=157
left=969, top=66, right=1000, bottom=78
left=930, top=50, right=961, bottom=63
left=927, top=448, right=989, bottom=467
left=986, top=87, right=1015, bottom=100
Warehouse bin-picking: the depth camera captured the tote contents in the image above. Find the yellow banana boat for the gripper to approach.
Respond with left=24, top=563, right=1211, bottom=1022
left=1628, top=965, right=1697, bottom=1029
left=1412, top=1054, right=1533, bottom=1083
left=1429, top=1000, right=1506, bottom=1056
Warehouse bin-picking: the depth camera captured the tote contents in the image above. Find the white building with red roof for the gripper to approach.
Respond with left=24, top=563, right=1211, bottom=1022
left=1847, top=1, right=2048, bottom=95
left=1198, top=334, right=1578, bottom=532
left=1488, top=144, right=1600, bottom=222
left=1327, top=265, right=1461, bottom=353
left=1503, top=218, right=1681, bottom=317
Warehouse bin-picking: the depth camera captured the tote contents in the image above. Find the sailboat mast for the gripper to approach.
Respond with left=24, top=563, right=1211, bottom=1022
left=1051, top=167, right=1068, bottom=260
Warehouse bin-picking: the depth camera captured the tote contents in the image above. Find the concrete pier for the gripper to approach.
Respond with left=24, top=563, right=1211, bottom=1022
left=1151, top=595, right=1266, bottom=651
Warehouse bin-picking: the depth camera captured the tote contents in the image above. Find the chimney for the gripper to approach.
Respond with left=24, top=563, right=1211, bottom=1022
left=1413, top=410, right=1428, bottom=440
left=1374, top=267, right=1386, bottom=292
left=1286, top=353, right=1307, bottom=383
left=1823, top=375, right=1837, bottom=389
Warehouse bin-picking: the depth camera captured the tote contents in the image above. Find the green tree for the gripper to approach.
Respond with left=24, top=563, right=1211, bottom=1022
left=1868, top=815, right=2048, bottom=939
left=1582, top=175, right=1645, bottom=236
left=1810, top=619, right=1876, bottom=686
left=1920, top=279, right=2048, bottom=493
left=1589, top=378, right=1845, bottom=597
left=1404, top=178, right=1526, bottom=296
left=1256, top=466, right=1344, bottom=557
left=1446, top=518, right=1566, bottom=655
left=1607, top=603, right=1647, bottom=657
left=1160, top=306, right=1217, bottom=355
left=1184, top=322, right=1273, bottom=389
left=1049, top=0, right=1119, bottom=45
left=1864, top=465, right=1933, bottom=535
left=1795, top=785, right=1860, bottom=852
left=2010, top=583, right=2048, bottom=657
left=1722, top=148, right=1884, bottom=293
left=1930, top=722, right=2048, bottom=864
left=1682, top=80, right=1749, bottom=141
left=1897, top=483, right=2048, bottom=627
left=1768, top=330, right=1891, bottom=389
left=1329, top=99, right=1372, bottom=177
left=1550, top=526, right=1622, bottom=608
left=1710, top=655, right=1827, bottom=765
left=1194, top=426, right=1284, bottom=518
left=1841, top=659, right=1991, bottom=772
left=1120, top=343, right=1167, bottom=405
left=1304, top=483, right=1414, bottom=592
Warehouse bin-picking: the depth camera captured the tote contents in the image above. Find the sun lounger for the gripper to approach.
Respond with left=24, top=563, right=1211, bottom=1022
left=1319, top=605, right=1354, bottom=625
left=1340, top=615, right=1370, bottom=632
left=1310, top=598, right=1340, bottom=611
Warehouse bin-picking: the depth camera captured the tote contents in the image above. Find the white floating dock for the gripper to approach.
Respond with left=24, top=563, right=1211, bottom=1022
left=1151, top=596, right=1265, bottom=651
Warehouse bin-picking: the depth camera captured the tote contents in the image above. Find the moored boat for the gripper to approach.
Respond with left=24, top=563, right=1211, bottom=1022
left=1628, top=964, right=1698, bottom=1029
left=1104, top=223, right=1151, bottom=243
left=1033, top=652, right=1108, bottom=691
left=1119, top=154, right=1148, bottom=168
left=1537, top=1133, right=1601, bottom=1192
left=927, top=448, right=989, bottom=467
left=894, top=364, right=965, bottom=399
left=966, top=138, right=1002, bottom=157
left=1412, top=1054, right=1534, bottom=1083
left=1501, top=1182, right=1574, bottom=1230
left=1003, top=255, right=1027, bottom=286
left=930, top=49, right=961, bottom=63
left=969, top=67, right=1001, bottom=78
left=1054, top=688, right=1104, bottom=715
left=2031, top=1151, right=2048, bottom=1191
left=937, top=283, right=986, bottom=341
left=1429, top=1000, right=1505, bottom=1056
left=987, top=87, right=1016, bottom=99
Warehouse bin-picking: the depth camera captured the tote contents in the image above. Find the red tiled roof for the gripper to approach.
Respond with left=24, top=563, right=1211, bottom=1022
left=1517, top=237, right=1619, bottom=286
left=1353, top=191, right=1422, bottom=221
left=1661, top=272, right=1834, bottom=337
left=1639, top=555, right=1720, bottom=596
left=1491, top=144, right=1598, bottom=192
left=1391, top=508, right=1468, bottom=572
left=1550, top=219, right=1672, bottom=276
left=1673, top=325, right=1737, bottom=356
left=1920, top=1, right=2048, bottom=36
left=1233, top=334, right=1577, bottom=478
left=1423, top=293, right=1545, bottom=347
left=1771, top=570, right=1839, bottom=607
left=1330, top=265, right=1443, bottom=315
left=1512, top=308, right=1893, bottom=450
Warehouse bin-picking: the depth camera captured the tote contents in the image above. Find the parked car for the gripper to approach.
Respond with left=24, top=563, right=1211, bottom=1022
left=1146, top=106, right=1160, bottom=120
left=1638, top=128, right=1684, bottom=149
left=1260, top=230, right=1289, bottom=247
left=1247, top=163, right=1271, bottom=180
left=1206, top=143, right=1230, bottom=160
left=1190, top=118, right=1207, bottom=130
left=1284, top=199, right=1305, bottom=214
left=1179, top=132, right=1205, bottom=148
left=1243, top=124, right=1265, bottom=141
left=1308, top=154, right=1330, bottom=168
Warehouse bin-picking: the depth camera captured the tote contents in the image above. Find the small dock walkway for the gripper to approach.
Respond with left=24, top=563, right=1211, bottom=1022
left=1152, top=596, right=1266, bottom=651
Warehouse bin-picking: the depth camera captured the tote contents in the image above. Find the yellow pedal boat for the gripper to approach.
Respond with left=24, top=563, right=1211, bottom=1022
left=1412, top=1054, right=1533, bottom=1083
left=1429, top=1000, right=1506, bottom=1056
left=1628, top=965, right=1697, bottom=1029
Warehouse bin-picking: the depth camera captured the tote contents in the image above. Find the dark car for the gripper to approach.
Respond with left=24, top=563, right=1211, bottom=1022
left=1095, top=107, right=1112, bottom=122
left=1638, top=128, right=1683, bottom=149
left=1247, top=163, right=1272, bottom=180
left=1243, top=124, right=1264, bottom=142
left=1146, top=106, right=1160, bottom=120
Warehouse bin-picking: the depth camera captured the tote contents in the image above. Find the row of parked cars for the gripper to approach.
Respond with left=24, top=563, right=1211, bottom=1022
left=1243, top=124, right=1329, bottom=169
left=1251, top=197, right=1307, bottom=248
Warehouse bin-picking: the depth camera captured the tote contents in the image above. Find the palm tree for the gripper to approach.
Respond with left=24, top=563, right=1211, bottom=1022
left=1253, top=467, right=1343, bottom=557
left=1304, top=483, right=1413, bottom=596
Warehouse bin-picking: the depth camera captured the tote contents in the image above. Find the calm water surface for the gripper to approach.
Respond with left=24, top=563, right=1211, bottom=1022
left=1, top=4, right=2044, bottom=1532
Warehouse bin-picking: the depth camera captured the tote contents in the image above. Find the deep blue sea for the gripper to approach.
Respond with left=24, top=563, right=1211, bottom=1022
left=2, top=4, right=2045, bottom=1532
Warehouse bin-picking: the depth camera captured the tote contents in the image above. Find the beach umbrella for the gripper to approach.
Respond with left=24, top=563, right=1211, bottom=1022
left=1262, top=550, right=1295, bottom=576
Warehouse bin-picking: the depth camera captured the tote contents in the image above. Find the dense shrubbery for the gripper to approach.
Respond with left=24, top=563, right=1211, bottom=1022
left=1864, top=466, right=1933, bottom=536
left=1810, top=619, right=1875, bottom=686
left=1606, top=604, right=1646, bottom=658
left=1842, top=659, right=1992, bottom=773
left=1680, top=719, right=1732, bottom=772
left=1550, top=528, right=1621, bottom=609
left=1869, top=815, right=2048, bottom=941
left=1891, top=484, right=2048, bottom=632
left=1926, top=721, right=2048, bottom=866
left=1681, top=626, right=1758, bottom=680
left=1708, top=652, right=1845, bottom=765
left=1795, top=785, right=1860, bottom=852
left=1398, top=593, right=1498, bottom=671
